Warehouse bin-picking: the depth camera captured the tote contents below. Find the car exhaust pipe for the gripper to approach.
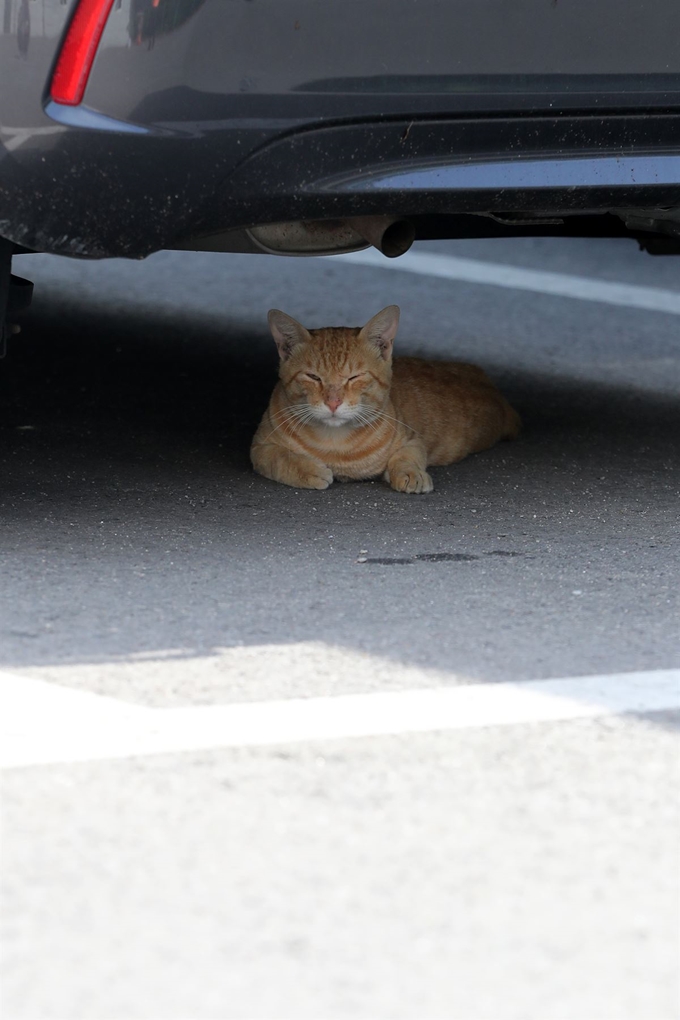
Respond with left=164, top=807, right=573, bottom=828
left=245, top=217, right=415, bottom=258
left=348, top=216, right=416, bottom=258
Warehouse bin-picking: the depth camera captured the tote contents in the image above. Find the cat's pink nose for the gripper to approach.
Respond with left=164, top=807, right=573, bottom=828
left=326, top=397, right=342, bottom=413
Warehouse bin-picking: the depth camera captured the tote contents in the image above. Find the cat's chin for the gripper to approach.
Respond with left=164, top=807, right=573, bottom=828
left=312, top=411, right=358, bottom=428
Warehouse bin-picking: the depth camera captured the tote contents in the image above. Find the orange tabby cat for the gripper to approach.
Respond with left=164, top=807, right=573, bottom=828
left=251, top=305, right=520, bottom=493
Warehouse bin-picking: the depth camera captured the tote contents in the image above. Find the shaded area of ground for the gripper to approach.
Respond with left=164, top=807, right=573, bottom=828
left=0, top=254, right=677, bottom=697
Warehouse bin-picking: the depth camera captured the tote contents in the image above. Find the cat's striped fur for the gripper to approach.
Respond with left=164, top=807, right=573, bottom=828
left=250, top=306, right=520, bottom=493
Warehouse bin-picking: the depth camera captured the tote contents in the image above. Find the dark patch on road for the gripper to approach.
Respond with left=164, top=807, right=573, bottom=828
left=363, top=557, right=414, bottom=565
left=415, top=553, right=479, bottom=562
left=360, top=550, right=521, bottom=565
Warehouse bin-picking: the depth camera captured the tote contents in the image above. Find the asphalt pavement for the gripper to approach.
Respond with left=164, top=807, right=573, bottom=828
left=1, top=237, right=679, bottom=1019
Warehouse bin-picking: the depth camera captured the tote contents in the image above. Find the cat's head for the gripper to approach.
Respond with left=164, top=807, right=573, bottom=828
left=267, top=305, right=399, bottom=428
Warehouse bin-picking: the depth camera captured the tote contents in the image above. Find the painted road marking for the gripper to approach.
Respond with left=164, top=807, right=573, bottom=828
left=1, top=657, right=678, bottom=769
left=341, top=248, right=680, bottom=316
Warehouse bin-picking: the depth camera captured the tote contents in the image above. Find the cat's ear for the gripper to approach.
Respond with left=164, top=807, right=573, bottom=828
left=359, top=305, right=400, bottom=360
left=268, top=309, right=310, bottom=360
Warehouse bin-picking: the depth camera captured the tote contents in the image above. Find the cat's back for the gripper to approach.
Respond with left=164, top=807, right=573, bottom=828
left=390, top=356, right=519, bottom=464
left=392, top=356, right=492, bottom=391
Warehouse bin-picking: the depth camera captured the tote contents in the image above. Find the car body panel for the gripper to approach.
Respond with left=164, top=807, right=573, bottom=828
left=1, top=0, right=679, bottom=259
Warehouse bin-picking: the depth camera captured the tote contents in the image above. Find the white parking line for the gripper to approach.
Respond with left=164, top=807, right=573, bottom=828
left=0, top=124, right=63, bottom=152
left=1, top=656, right=678, bottom=769
left=341, top=248, right=680, bottom=315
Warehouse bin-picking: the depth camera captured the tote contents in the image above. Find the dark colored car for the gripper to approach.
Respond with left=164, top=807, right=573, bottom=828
left=1, top=0, right=679, bottom=343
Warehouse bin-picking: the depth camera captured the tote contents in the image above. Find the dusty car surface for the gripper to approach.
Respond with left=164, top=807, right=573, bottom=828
left=1, top=0, right=679, bottom=341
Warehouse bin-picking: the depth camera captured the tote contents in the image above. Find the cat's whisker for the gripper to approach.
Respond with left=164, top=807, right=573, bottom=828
left=370, top=407, right=425, bottom=439
left=269, top=405, right=312, bottom=426
left=288, top=410, right=318, bottom=437
left=270, top=403, right=312, bottom=419
left=261, top=407, right=314, bottom=441
left=292, top=405, right=323, bottom=433
left=268, top=403, right=319, bottom=429
left=352, top=408, right=383, bottom=435
left=264, top=413, right=301, bottom=433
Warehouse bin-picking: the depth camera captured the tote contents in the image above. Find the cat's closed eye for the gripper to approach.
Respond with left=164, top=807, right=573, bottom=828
left=347, top=374, right=364, bottom=382
left=305, top=373, right=321, bottom=382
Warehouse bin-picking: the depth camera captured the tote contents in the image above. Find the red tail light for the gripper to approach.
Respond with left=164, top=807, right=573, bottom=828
left=50, top=0, right=116, bottom=106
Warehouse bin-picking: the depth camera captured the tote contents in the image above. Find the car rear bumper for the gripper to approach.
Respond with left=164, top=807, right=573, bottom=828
left=2, top=102, right=679, bottom=258
left=1, top=0, right=680, bottom=258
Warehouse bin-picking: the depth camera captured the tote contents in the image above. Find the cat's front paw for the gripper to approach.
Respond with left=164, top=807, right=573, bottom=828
left=387, top=467, right=434, bottom=494
left=295, top=464, right=334, bottom=490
